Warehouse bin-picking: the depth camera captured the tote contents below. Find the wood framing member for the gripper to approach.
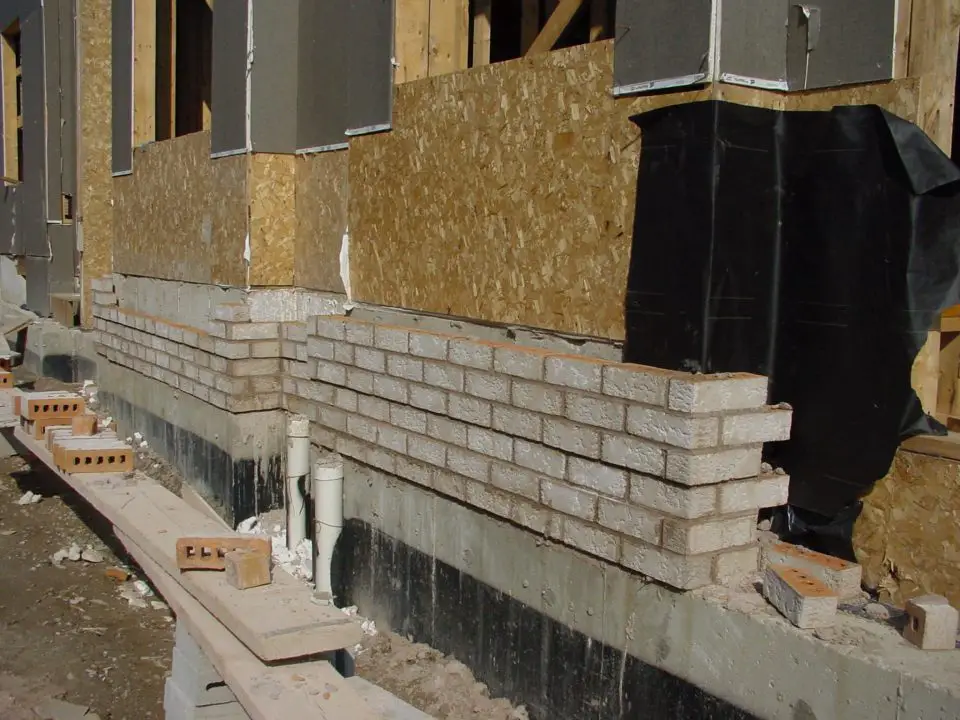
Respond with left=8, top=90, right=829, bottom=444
left=428, top=0, right=468, bottom=75
left=133, top=0, right=157, bottom=146
left=395, top=0, right=469, bottom=82
left=395, top=0, right=429, bottom=81
left=526, top=0, right=585, bottom=56
left=589, top=0, right=608, bottom=41
left=1, top=20, right=19, bottom=183
left=472, top=0, right=491, bottom=68
left=520, top=0, right=539, bottom=53
left=156, top=0, right=176, bottom=140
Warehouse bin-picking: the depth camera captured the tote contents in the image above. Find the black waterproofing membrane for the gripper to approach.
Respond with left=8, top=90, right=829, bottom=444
left=624, top=100, right=960, bottom=539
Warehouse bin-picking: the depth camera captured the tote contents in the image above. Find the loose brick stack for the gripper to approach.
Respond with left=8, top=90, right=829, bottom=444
left=91, top=277, right=282, bottom=413
left=291, top=315, right=791, bottom=590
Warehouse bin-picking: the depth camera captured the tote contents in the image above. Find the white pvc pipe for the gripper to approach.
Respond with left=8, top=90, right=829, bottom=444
left=286, top=414, right=310, bottom=551
left=313, top=454, right=344, bottom=603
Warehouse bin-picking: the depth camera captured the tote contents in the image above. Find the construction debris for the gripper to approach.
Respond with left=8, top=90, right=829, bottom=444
left=224, top=549, right=272, bottom=590
left=763, top=565, right=838, bottom=629
left=80, top=547, right=104, bottom=563
left=175, top=537, right=271, bottom=571
left=104, top=567, right=131, bottom=582
left=903, top=595, right=959, bottom=650
left=762, top=540, right=862, bottom=599
left=17, top=490, right=43, bottom=505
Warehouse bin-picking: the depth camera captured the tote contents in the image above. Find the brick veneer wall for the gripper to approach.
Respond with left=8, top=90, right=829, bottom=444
left=91, top=276, right=792, bottom=590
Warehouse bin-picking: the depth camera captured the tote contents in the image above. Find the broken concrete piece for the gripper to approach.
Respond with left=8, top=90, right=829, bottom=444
left=903, top=594, right=959, bottom=650
left=864, top=602, right=892, bottom=621
left=763, top=541, right=862, bottom=599
left=763, top=565, right=838, bottom=629
left=80, top=547, right=104, bottom=563
left=66, top=543, right=81, bottom=562
left=16, top=490, right=42, bottom=505
left=34, top=697, right=89, bottom=720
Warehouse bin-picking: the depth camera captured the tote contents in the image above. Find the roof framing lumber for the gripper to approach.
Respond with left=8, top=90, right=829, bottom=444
left=525, top=0, right=585, bottom=56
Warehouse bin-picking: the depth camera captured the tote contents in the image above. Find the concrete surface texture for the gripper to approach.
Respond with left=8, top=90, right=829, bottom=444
left=22, top=320, right=97, bottom=384
left=343, top=459, right=960, bottom=720
left=0, top=256, right=26, bottom=308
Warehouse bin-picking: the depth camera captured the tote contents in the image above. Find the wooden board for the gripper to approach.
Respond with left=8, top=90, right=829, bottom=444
left=119, top=532, right=377, bottom=720
left=295, top=150, right=348, bottom=293
left=526, top=0, right=585, bottom=56
left=249, top=153, right=296, bottom=286
left=13, top=426, right=361, bottom=661
left=133, top=0, right=157, bottom=146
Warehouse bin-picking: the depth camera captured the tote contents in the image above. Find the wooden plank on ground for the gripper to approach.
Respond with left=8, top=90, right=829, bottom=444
left=429, top=0, right=469, bottom=76
left=118, top=531, right=377, bottom=720
left=12, top=426, right=361, bottom=661
left=525, top=0, right=585, bottom=56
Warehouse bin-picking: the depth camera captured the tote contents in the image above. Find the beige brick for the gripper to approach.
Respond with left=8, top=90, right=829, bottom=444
left=665, top=446, right=762, bottom=486
left=565, top=392, right=626, bottom=431
left=514, top=439, right=566, bottom=479
left=602, top=364, right=670, bottom=405
left=424, top=362, right=465, bottom=392
left=903, top=595, right=960, bottom=650
left=373, top=375, right=408, bottom=403
left=465, top=370, right=511, bottom=403
left=427, top=415, right=468, bottom=445
left=540, top=480, right=597, bottom=520
left=366, top=446, right=397, bottom=474
left=662, top=515, right=756, bottom=555
left=334, top=342, right=355, bottom=364
left=567, top=457, right=627, bottom=498
left=721, top=409, right=792, bottom=445
left=448, top=338, right=494, bottom=370
left=215, top=375, right=247, bottom=394
left=377, top=424, right=408, bottom=453
left=298, top=380, right=335, bottom=404
left=449, top=393, right=492, bottom=427
left=601, top=433, right=664, bottom=475
left=492, top=405, right=542, bottom=441
left=357, top=393, right=390, bottom=421
left=511, top=499, right=551, bottom=534
left=446, top=447, right=491, bottom=481
left=282, top=322, right=307, bottom=343
left=627, top=406, right=718, bottom=450
left=346, top=415, right=379, bottom=443
left=389, top=404, right=427, bottom=434
left=214, top=340, right=250, bottom=360
left=493, top=345, right=550, bottom=380
left=374, top=326, right=409, bottom=353
left=629, top=475, right=715, bottom=519
left=597, top=498, right=661, bottom=543
left=542, top=418, right=600, bottom=459
left=408, top=435, right=446, bottom=467
left=562, top=517, right=618, bottom=561
left=621, top=540, right=713, bottom=590
left=346, top=367, right=375, bottom=395
left=355, top=347, right=386, bottom=373
left=387, top=354, right=424, bottom=381
left=718, top=474, right=789, bottom=513
left=713, top=546, right=760, bottom=585
left=319, top=405, right=348, bottom=431
left=433, top=471, right=466, bottom=501
left=344, top=321, right=374, bottom=346
left=228, top=322, right=279, bottom=341
left=409, top=383, right=447, bottom=414
left=668, top=374, right=768, bottom=413
left=229, top=358, right=281, bottom=376
left=335, top=388, right=359, bottom=412
left=307, top=337, right=335, bottom=360
left=512, top=380, right=564, bottom=416
left=409, top=331, right=449, bottom=360
left=395, top=456, right=436, bottom=487
left=489, top=462, right=541, bottom=501
left=214, top=302, right=250, bottom=322
left=466, top=481, right=513, bottom=519
left=467, top=427, right=514, bottom=461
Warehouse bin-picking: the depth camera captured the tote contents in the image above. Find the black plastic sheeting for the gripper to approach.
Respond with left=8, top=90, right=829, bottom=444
left=624, top=100, right=960, bottom=537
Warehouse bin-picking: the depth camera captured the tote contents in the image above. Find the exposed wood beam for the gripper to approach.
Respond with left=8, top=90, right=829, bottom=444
left=525, top=0, right=585, bottom=56
left=133, top=0, right=157, bottom=146
left=520, top=0, right=539, bottom=53
left=428, top=0, right=469, bottom=75
left=395, top=0, right=430, bottom=82
left=472, top=0, right=491, bottom=67
left=589, top=0, right=607, bottom=41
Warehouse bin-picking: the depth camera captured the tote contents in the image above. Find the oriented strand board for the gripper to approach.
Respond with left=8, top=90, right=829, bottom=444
left=249, top=153, right=296, bottom=286
left=854, top=449, right=960, bottom=608
left=295, top=150, right=348, bottom=293
left=349, top=40, right=920, bottom=340
left=78, top=0, right=114, bottom=327
left=113, top=132, right=248, bottom=286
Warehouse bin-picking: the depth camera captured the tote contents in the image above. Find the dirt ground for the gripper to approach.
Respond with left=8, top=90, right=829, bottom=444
left=0, top=455, right=174, bottom=719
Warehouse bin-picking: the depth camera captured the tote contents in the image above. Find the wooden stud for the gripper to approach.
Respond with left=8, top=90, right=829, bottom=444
left=156, top=0, right=176, bottom=140
left=395, top=0, right=430, bottom=83
left=429, top=0, right=469, bottom=76
left=472, top=0, right=492, bottom=68
left=224, top=549, right=272, bottom=590
left=134, top=0, right=157, bottom=146
left=589, top=0, right=608, bottom=42
left=526, top=0, right=586, bottom=56
left=520, top=0, right=540, bottom=54
left=1, top=21, right=19, bottom=182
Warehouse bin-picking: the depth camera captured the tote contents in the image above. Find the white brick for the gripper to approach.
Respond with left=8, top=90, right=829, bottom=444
left=283, top=322, right=307, bottom=343
left=366, top=446, right=396, bottom=473
left=377, top=424, right=408, bottom=453
left=408, top=435, right=447, bottom=467
left=763, top=565, right=838, bottom=629
left=409, top=331, right=449, bottom=360
left=904, top=595, right=960, bottom=650
left=387, top=354, right=424, bottom=381
left=467, top=427, right=514, bottom=461
left=214, top=340, right=250, bottom=359
left=355, top=347, right=386, bottom=373
left=409, top=383, right=447, bottom=414
left=374, top=326, right=409, bottom=353
left=721, top=409, right=791, bottom=445
left=511, top=498, right=551, bottom=534
left=621, top=540, right=713, bottom=590
left=489, top=462, right=541, bottom=500
left=357, top=394, right=390, bottom=421
left=446, top=447, right=490, bottom=481
left=306, top=337, right=335, bottom=360
left=373, top=375, right=408, bottom=403
left=347, top=415, right=378, bottom=443
left=395, top=456, right=436, bottom=487
left=389, top=404, right=428, bottom=434
left=565, top=392, right=625, bottom=431
left=562, top=518, right=618, bottom=561
left=762, top=541, right=862, bottom=600
left=662, top=515, right=756, bottom=555
left=299, top=380, right=335, bottom=404
left=545, top=355, right=603, bottom=392
left=629, top=475, right=715, bottom=519
left=346, top=367, right=375, bottom=394
left=493, top=346, right=549, bottom=380
left=345, top=321, right=374, bottom=346
left=229, top=322, right=279, bottom=341
left=213, top=303, right=250, bottom=323
left=540, top=480, right=597, bottom=520
left=433, top=471, right=466, bottom=500
left=514, top=439, right=566, bottom=479
left=718, top=474, right=789, bottom=513
left=601, top=433, right=664, bottom=475
left=597, top=498, right=661, bottom=543
left=335, top=387, right=358, bottom=412
left=424, top=362, right=465, bottom=392
left=427, top=416, right=468, bottom=445
left=627, top=407, right=718, bottom=449
left=668, top=374, right=768, bottom=413
left=542, top=418, right=600, bottom=458
left=567, top=457, right=627, bottom=498
left=230, top=357, right=280, bottom=375
left=512, top=380, right=564, bottom=415
left=665, top=446, right=762, bottom=486
left=714, top=546, right=760, bottom=586
left=334, top=342, right=355, bottom=364
left=492, top=405, right=542, bottom=441
left=319, top=406, right=348, bottom=431
left=448, top=339, right=494, bottom=369
left=465, top=370, right=511, bottom=403
left=602, top=364, right=670, bottom=405
left=314, top=316, right=346, bottom=340
left=449, top=393, right=492, bottom=426
left=466, top=481, right=513, bottom=518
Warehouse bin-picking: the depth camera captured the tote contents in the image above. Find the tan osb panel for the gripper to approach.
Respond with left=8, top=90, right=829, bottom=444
left=295, top=150, right=348, bottom=293
left=113, top=131, right=248, bottom=286
left=249, top=153, right=296, bottom=287
left=78, top=0, right=114, bottom=328
left=854, top=449, right=960, bottom=608
left=349, top=40, right=921, bottom=341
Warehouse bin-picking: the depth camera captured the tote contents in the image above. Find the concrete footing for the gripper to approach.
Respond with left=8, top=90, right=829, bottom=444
left=22, top=319, right=97, bottom=383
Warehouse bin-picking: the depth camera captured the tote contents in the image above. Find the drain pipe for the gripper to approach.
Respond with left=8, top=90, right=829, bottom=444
left=313, top=454, right=344, bottom=604
left=286, top=414, right=310, bottom=551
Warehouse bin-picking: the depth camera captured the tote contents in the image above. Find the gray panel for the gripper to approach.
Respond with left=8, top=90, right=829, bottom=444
left=111, top=0, right=132, bottom=174
left=613, top=0, right=713, bottom=94
left=43, top=0, right=60, bottom=219
left=250, top=0, right=297, bottom=153
left=0, top=187, right=17, bottom=255
left=346, top=0, right=393, bottom=135
left=47, top=222, right=74, bottom=293
left=210, top=0, right=248, bottom=156
left=296, top=0, right=347, bottom=150
left=59, top=0, right=76, bottom=196
left=20, top=7, right=46, bottom=256
left=24, top=254, right=48, bottom=315
left=719, top=0, right=787, bottom=88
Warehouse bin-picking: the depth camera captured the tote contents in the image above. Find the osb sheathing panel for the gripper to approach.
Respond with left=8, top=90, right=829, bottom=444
left=249, top=153, right=296, bottom=286
left=295, top=150, right=348, bottom=293
left=113, top=132, right=249, bottom=286
left=349, top=41, right=920, bottom=339
left=853, top=449, right=960, bottom=608
left=78, top=0, right=114, bottom=327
